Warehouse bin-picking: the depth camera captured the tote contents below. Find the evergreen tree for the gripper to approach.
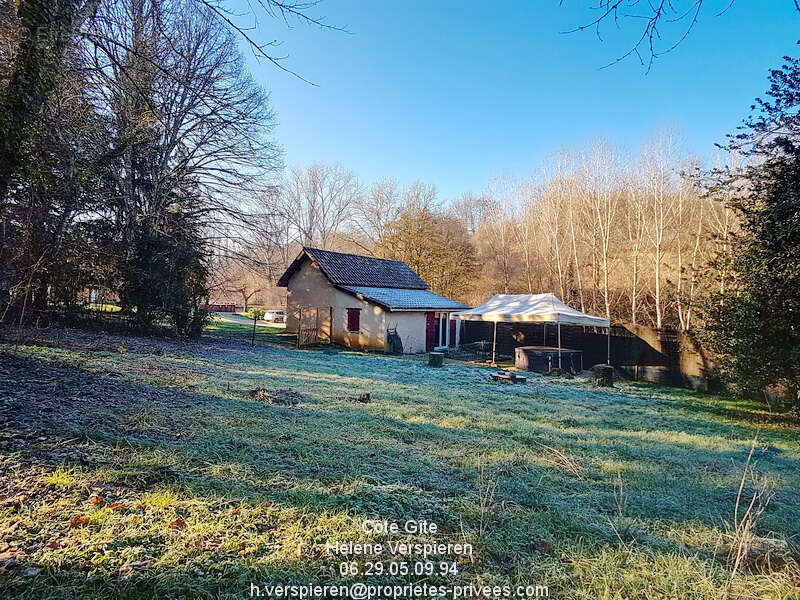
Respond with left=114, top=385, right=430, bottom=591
left=704, top=56, right=800, bottom=405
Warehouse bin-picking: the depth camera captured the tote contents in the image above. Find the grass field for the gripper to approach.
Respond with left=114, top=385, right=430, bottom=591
left=204, top=313, right=290, bottom=346
left=1, top=326, right=799, bottom=599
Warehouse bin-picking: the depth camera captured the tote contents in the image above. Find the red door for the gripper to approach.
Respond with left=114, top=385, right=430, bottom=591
left=449, top=319, right=456, bottom=346
left=425, top=312, right=436, bottom=351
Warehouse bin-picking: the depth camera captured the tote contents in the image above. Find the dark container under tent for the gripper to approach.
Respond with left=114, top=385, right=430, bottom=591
left=515, top=346, right=583, bottom=373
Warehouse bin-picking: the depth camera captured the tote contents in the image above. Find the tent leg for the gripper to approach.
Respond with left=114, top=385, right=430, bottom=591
left=543, top=323, right=546, bottom=346
left=557, top=322, right=562, bottom=369
left=607, top=325, right=611, bottom=365
left=492, top=321, right=497, bottom=366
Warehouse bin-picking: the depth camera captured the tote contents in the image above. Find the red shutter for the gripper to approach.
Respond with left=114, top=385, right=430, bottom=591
left=347, top=308, right=360, bottom=332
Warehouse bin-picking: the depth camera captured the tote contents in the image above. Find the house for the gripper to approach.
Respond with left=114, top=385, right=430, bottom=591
left=200, top=299, right=237, bottom=312
left=276, top=247, right=469, bottom=353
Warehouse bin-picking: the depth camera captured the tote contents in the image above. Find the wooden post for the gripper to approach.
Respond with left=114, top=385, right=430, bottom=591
left=297, top=307, right=302, bottom=349
left=492, top=320, right=497, bottom=365
left=557, top=321, right=562, bottom=369
left=251, top=314, right=257, bottom=345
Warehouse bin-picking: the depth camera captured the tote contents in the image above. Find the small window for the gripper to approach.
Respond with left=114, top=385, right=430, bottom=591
left=347, top=308, right=361, bottom=332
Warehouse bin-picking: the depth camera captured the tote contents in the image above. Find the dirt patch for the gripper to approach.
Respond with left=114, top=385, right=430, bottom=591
left=246, top=388, right=304, bottom=406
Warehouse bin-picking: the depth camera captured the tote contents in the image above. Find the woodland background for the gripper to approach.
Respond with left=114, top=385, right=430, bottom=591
left=1, top=0, right=798, bottom=401
left=227, top=137, right=738, bottom=335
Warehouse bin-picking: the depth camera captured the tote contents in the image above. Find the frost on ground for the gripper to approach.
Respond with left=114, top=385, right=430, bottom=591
left=0, top=327, right=799, bottom=599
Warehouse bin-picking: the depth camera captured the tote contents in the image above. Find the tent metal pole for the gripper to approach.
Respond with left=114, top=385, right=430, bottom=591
left=557, top=321, right=562, bottom=369
left=492, top=320, right=497, bottom=366
left=607, top=324, right=611, bottom=365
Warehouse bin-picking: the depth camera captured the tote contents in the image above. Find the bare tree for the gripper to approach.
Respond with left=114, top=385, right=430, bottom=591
left=537, top=180, right=570, bottom=299
left=451, top=192, right=491, bottom=236
left=480, top=177, right=519, bottom=294
left=674, top=166, right=704, bottom=330
left=623, top=174, right=647, bottom=325
left=279, top=163, right=361, bottom=249
left=641, top=132, right=680, bottom=329
left=579, top=142, right=620, bottom=319
left=517, top=188, right=539, bottom=294
left=349, top=178, right=402, bottom=251
left=88, top=0, right=280, bottom=231
left=563, top=1, right=800, bottom=70
left=0, top=0, right=334, bottom=209
left=403, top=181, right=438, bottom=212
left=227, top=263, right=263, bottom=312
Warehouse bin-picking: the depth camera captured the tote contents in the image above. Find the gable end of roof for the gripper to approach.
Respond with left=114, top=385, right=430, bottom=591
left=277, top=247, right=430, bottom=289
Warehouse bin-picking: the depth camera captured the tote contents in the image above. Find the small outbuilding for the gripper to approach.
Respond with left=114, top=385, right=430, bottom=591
left=277, top=247, right=469, bottom=353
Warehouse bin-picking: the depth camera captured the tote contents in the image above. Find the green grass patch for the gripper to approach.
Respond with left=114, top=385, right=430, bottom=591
left=0, top=329, right=798, bottom=599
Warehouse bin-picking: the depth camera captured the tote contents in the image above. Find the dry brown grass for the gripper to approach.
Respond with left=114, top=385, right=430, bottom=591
left=534, top=441, right=586, bottom=479
left=724, top=437, right=775, bottom=597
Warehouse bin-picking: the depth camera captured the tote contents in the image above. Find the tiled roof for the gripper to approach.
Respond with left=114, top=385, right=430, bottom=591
left=277, top=247, right=429, bottom=289
left=338, top=286, right=470, bottom=311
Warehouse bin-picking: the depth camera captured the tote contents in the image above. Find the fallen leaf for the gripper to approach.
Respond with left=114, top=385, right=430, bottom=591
left=168, top=518, right=187, bottom=530
left=69, top=515, right=89, bottom=528
left=186, top=537, right=221, bottom=551
left=79, top=560, right=90, bottom=569
left=107, top=502, right=125, bottom=512
left=132, top=516, right=142, bottom=524
left=88, top=495, right=104, bottom=505
left=46, top=540, right=63, bottom=549
left=117, top=346, right=126, bottom=354
left=4, top=495, right=27, bottom=511
left=532, top=540, right=552, bottom=554
left=230, top=508, right=240, bottom=515
left=119, top=560, right=148, bottom=577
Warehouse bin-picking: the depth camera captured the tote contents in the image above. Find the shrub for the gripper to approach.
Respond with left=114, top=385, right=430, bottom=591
left=247, top=307, right=265, bottom=321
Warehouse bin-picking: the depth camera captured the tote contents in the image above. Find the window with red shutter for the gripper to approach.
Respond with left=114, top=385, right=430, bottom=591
left=346, top=308, right=360, bottom=332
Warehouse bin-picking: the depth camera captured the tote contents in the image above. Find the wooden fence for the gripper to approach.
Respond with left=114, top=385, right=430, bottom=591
left=459, top=320, right=717, bottom=390
left=287, top=306, right=333, bottom=348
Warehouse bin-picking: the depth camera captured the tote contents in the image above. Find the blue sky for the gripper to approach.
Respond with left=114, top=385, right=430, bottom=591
left=235, top=1, right=800, bottom=199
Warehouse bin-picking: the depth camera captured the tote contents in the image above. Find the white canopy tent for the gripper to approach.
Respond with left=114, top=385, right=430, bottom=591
left=455, top=293, right=611, bottom=367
